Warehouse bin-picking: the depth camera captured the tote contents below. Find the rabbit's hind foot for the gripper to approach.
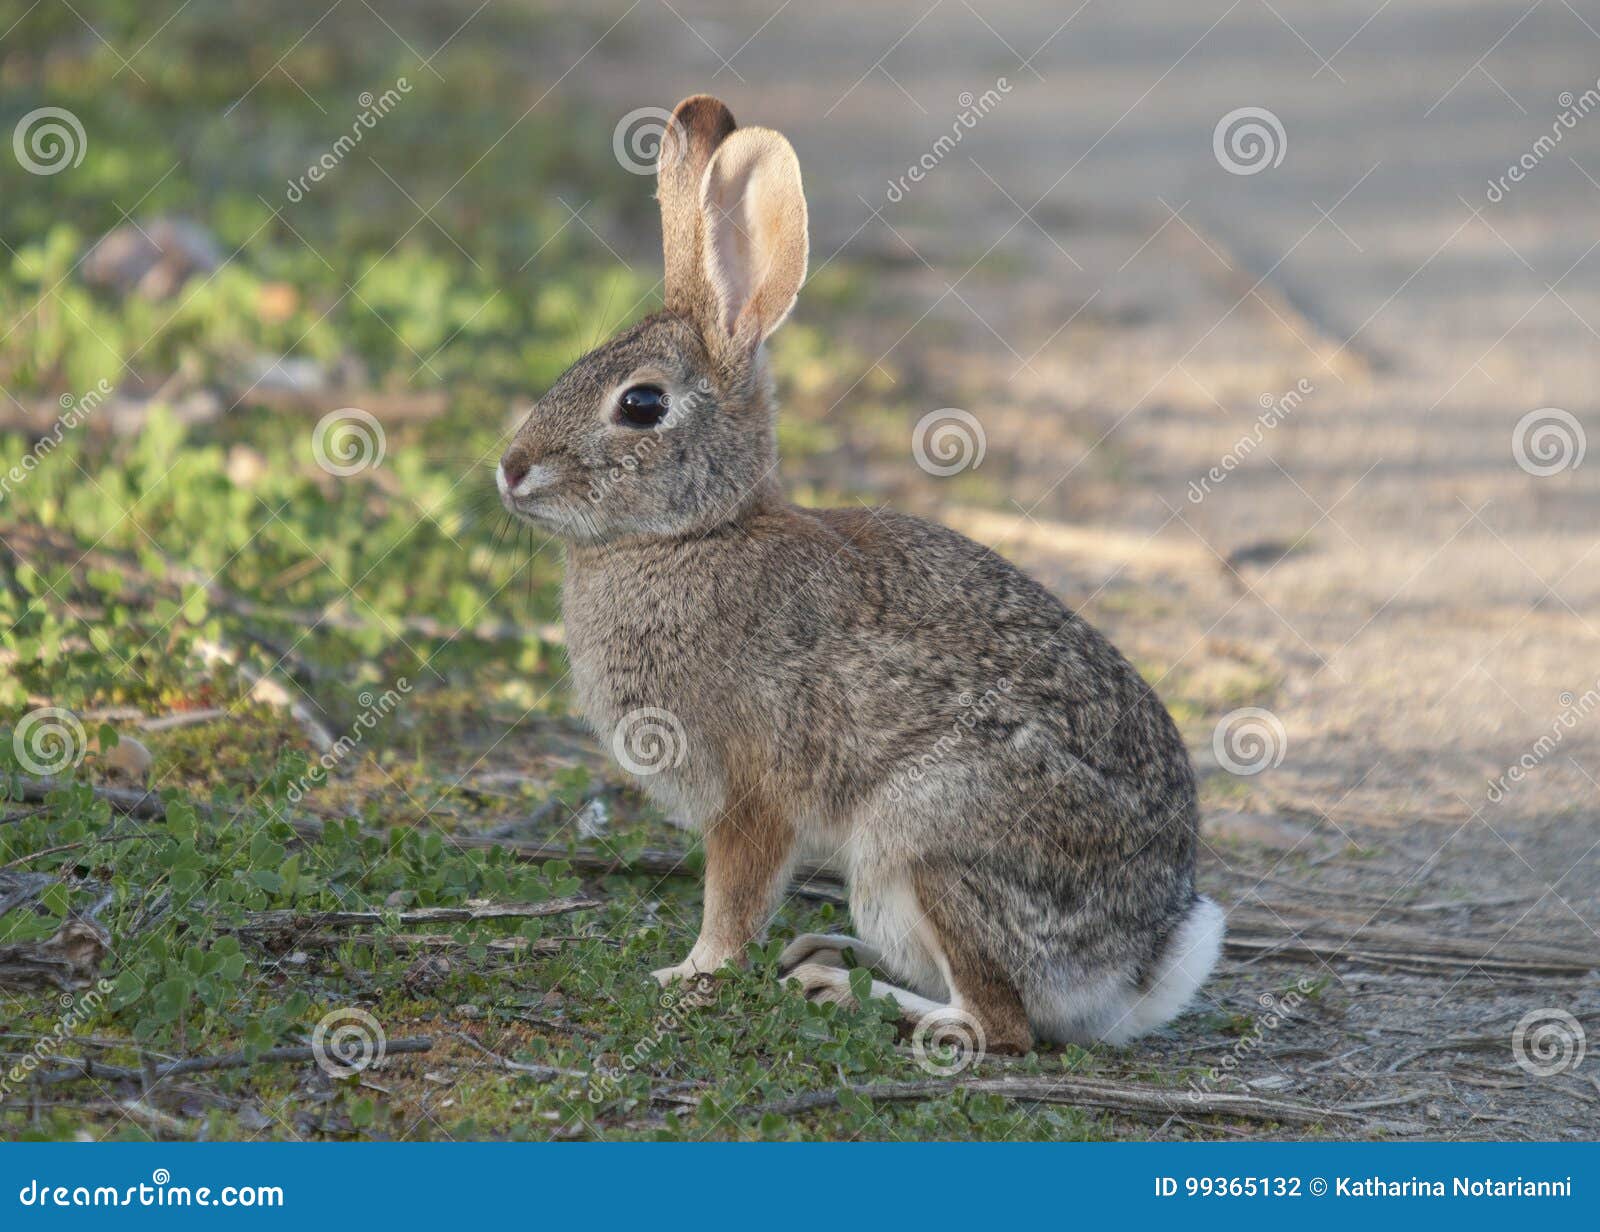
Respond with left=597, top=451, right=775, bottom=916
left=782, top=961, right=1032, bottom=1058
left=777, top=932, right=884, bottom=975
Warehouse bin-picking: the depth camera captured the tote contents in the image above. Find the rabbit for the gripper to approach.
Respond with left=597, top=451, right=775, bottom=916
left=496, top=94, right=1223, bottom=1052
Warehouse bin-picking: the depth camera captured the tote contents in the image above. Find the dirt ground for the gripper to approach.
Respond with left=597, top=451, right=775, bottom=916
left=530, top=0, right=1600, bottom=1136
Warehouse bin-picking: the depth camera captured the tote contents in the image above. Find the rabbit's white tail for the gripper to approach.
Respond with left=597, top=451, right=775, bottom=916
left=1029, top=894, right=1226, bottom=1046
left=1106, top=894, right=1226, bottom=1044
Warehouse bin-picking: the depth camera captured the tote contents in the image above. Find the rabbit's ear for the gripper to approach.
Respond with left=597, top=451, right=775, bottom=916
left=699, top=127, right=809, bottom=350
left=658, top=95, right=737, bottom=318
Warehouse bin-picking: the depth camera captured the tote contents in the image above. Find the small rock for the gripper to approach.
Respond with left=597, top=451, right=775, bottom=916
left=225, top=445, right=267, bottom=488
left=101, top=734, right=153, bottom=784
left=454, top=1003, right=483, bottom=1019
left=257, top=282, right=300, bottom=322
left=1225, top=539, right=1300, bottom=571
left=239, top=353, right=327, bottom=395
left=81, top=218, right=221, bottom=299
left=575, top=797, right=610, bottom=839
left=403, top=955, right=451, bottom=993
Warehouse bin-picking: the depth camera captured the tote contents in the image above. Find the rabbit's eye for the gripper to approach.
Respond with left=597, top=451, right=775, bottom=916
left=617, top=384, right=669, bottom=428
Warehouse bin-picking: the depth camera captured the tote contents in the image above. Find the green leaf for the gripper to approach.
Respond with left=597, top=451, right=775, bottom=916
left=250, top=868, right=283, bottom=893
left=151, top=977, right=189, bottom=1022
left=41, top=882, right=70, bottom=919
left=180, top=585, right=208, bottom=624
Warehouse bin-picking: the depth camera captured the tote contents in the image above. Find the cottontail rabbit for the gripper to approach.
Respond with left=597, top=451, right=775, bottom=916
left=497, top=96, right=1222, bottom=1050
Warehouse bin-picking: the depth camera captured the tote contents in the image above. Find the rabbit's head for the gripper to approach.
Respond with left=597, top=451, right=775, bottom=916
left=497, top=96, right=808, bottom=543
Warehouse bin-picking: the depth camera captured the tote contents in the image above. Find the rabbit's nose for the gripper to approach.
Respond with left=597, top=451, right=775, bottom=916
left=500, top=450, right=531, bottom=491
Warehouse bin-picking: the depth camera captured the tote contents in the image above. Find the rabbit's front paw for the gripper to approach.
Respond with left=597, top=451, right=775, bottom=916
left=651, top=961, right=701, bottom=987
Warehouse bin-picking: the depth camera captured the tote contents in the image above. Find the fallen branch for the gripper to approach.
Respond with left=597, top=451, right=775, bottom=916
left=266, top=932, right=601, bottom=956
left=0, top=832, right=143, bottom=871
left=1222, top=917, right=1595, bottom=979
left=139, top=707, right=228, bottom=733
left=231, top=897, right=600, bottom=933
left=33, top=1037, right=434, bottom=1087
left=743, top=1074, right=1371, bottom=1130
left=448, top=1031, right=587, bottom=1081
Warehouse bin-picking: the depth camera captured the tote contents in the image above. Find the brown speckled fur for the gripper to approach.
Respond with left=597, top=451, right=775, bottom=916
left=497, top=96, right=1219, bottom=1049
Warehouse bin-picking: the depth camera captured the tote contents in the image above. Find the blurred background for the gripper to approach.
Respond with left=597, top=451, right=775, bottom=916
left=1, top=1, right=1596, bottom=1140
